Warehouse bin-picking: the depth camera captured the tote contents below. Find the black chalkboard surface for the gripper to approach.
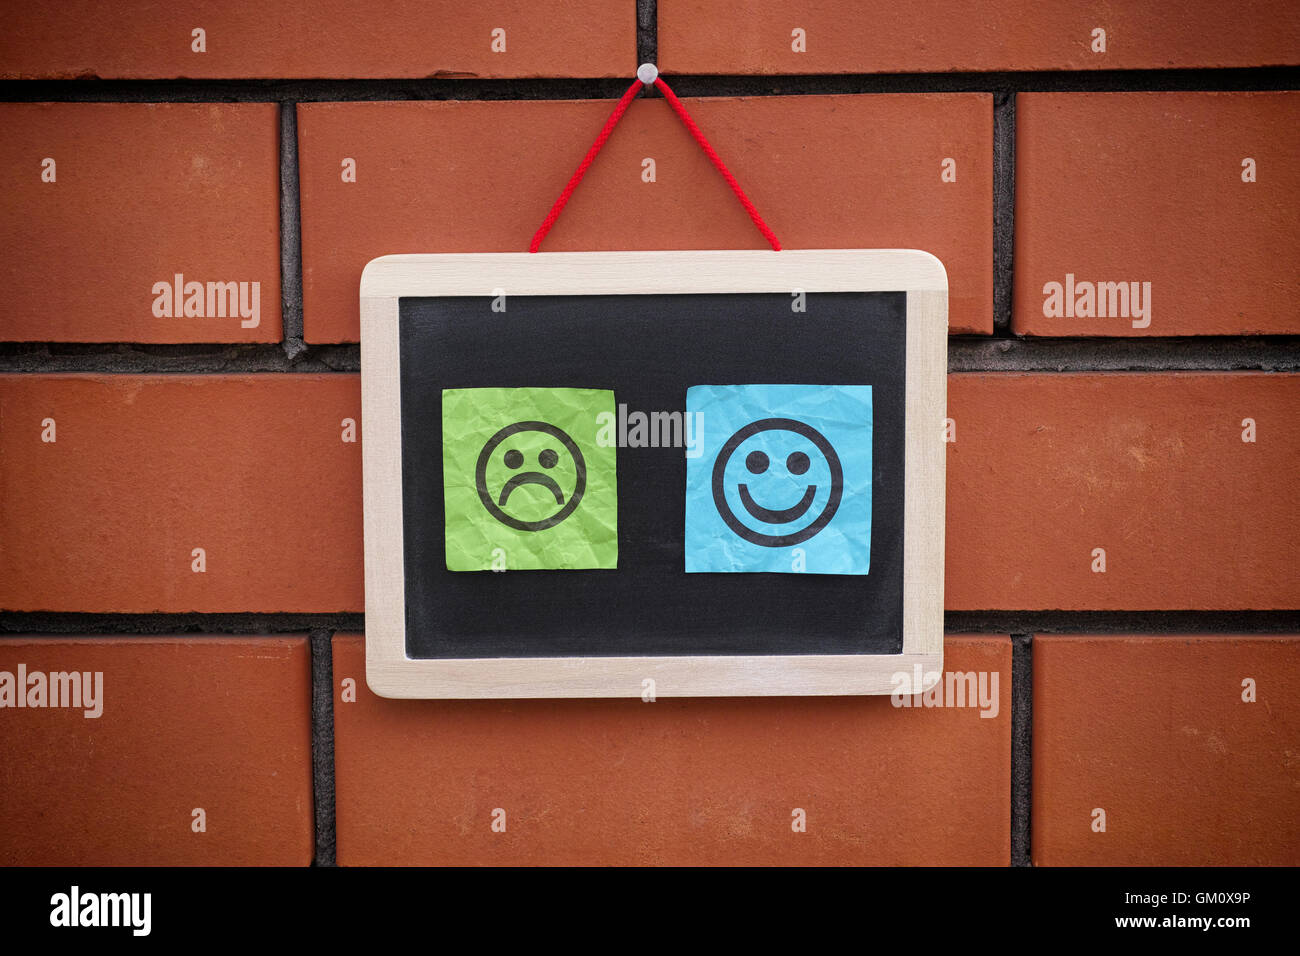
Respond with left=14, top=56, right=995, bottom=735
left=397, top=292, right=906, bottom=659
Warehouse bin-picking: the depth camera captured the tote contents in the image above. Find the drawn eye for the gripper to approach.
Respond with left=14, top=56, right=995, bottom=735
left=503, top=449, right=523, bottom=469
left=787, top=451, right=810, bottom=475
left=538, top=449, right=558, bottom=468
left=745, top=450, right=769, bottom=474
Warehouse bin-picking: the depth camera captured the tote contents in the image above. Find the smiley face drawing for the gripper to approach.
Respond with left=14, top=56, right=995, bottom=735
left=711, top=418, right=844, bottom=547
left=685, top=384, right=872, bottom=575
left=475, top=421, right=587, bottom=531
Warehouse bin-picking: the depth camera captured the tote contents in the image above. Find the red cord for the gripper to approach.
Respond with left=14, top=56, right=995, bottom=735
left=528, top=75, right=782, bottom=253
left=652, top=77, right=781, bottom=252
left=528, top=78, right=642, bottom=253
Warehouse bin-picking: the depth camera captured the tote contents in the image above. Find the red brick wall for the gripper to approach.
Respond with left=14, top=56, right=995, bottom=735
left=1, top=1, right=1297, bottom=867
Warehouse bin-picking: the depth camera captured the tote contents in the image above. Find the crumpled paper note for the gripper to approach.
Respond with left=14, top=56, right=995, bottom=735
left=442, top=386, right=618, bottom=571
left=684, top=384, right=873, bottom=574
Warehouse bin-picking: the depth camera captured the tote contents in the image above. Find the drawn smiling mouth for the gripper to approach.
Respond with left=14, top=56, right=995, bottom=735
left=737, top=484, right=817, bottom=524
left=498, top=472, right=565, bottom=506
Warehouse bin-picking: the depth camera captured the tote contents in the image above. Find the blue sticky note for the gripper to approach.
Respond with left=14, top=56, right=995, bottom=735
left=685, top=384, right=872, bottom=574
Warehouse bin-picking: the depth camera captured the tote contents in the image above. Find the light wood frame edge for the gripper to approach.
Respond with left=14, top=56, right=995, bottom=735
left=361, top=250, right=947, bottom=698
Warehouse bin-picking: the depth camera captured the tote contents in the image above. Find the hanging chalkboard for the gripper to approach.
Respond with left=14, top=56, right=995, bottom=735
left=361, top=251, right=947, bottom=698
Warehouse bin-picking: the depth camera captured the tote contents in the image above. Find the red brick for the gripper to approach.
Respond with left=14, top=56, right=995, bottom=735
left=659, top=1, right=1300, bottom=74
left=0, top=375, right=362, bottom=613
left=332, top=634, right=1011, bottom=865
left=1015, top=92, right=1300, bottom=336
left=12, top=373, right=1284, bottom=616
left=0, top=103, right=281, bottom=343
left=945, top=373, right=1300, bottom=610
left=298, top=95, right=993, bottom=342
left=0, top=1, right=632, bottom=79
left=0, top=636, right=313, bottom=866
left=1033, top=635, right=1300, bottom=866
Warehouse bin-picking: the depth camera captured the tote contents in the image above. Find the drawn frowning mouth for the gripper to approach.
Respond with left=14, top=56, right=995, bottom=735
left=737, top=484, right=817, bottom=524
left=498, top=472, right=565, bottom=506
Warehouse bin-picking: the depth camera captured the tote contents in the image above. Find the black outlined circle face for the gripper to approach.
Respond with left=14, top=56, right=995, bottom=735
left=711, top=418, right=844, bottom=547
left=475, top=421, right=586, bottom=531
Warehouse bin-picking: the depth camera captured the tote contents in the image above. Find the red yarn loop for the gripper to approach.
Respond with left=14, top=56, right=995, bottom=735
left=528, top=75, right=781, bottom=253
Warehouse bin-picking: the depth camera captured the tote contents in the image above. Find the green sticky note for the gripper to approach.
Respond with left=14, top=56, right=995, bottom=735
left=441, top=387, right=618, bottom=571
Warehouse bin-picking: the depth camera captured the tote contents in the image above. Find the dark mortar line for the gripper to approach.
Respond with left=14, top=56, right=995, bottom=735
left=0, top=66, right=1296, bottom=103
left=0, top=343, right=362, bottom=373
left=289, top=98, right=330, bottom=866
left=0, top=78, right=635, bottom=103
left=3, top=337, right=1299, bottom=374
left=637, top=0, right=657, bottom=70
left=650, top=68, right=1300, bottom=97
left=992, top=91, right=1014, bottom=334
left=0, top=613, right=365, bottom=635
left=944, top=610, right=1300, bottom=634
left=945, top=337, right=1300, bottom=372
left=309, top=629, right=338, bottom=867
left=279, top=100, right=306, bottom=360
left=4, top=610, right=1296, bottom=636
left=1010, top=633, right=1033, bottom=866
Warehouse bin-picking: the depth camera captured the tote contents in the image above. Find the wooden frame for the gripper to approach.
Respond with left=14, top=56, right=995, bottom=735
left=361, top=250, right=947, bottom=698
